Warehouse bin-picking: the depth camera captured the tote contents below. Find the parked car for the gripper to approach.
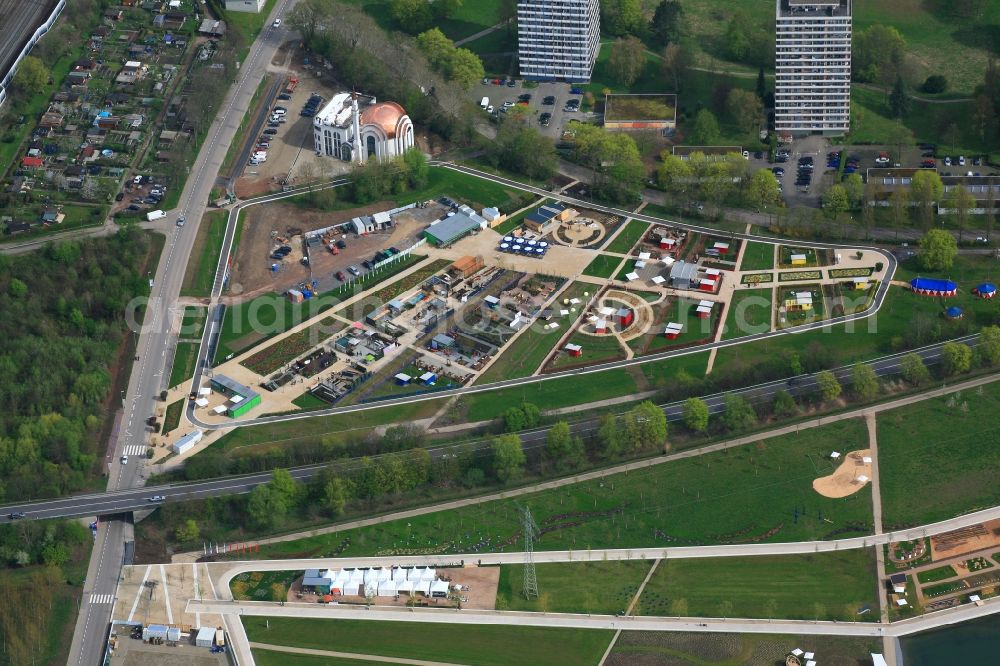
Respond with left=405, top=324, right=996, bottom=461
left=542, top=95, right=555, bottom=105
left=959, top=155, right=967, bottom=166
left=348, top=265, right=361, bottom=276
left=263, top=128, right=278, bottom=135
left=570, top=86, right=583, bottom=95
left=335, top=270, right=347, bottom=281
left=335, top=239, right=347, bottom=249
left=362, top=260, right=373, bottom=270
left=539, top=112, right=551, bottom=126
left=278, top=93, right=291, bottom=100
left=115, top=192, right=125, bottom=201
left=507, top=79, right=516, bottom=87
left=120, top=455, right=128, bottom=464
left=944, top=156, right=952, bottom=166
left=127, top=204, right=141, bottom=211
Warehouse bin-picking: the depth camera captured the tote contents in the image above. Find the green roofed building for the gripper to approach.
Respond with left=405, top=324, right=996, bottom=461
left=423, top=205, right=487, bottom=246
left=210, top=374, right=261, bottom=418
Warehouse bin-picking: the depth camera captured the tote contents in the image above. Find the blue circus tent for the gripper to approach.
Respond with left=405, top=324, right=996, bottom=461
left=945, top=306, right=964, bottom=320
left=910, top=277, right=957, bottom=297
left=974, top=283, right=997, bottom=299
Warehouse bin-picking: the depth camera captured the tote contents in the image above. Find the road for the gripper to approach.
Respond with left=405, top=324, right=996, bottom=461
left=1, top=336, right=983, bottom=524
left=64, top=4, right=298, bottom=664
left=188, top=593, right=1000, bottom=639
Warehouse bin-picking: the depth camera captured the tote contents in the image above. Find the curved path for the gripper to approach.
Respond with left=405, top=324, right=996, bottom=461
left=183, top=161, right=898, bottom=431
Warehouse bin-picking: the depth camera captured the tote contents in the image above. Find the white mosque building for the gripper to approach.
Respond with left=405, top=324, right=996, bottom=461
left=312, top=92, right=415, bottom=164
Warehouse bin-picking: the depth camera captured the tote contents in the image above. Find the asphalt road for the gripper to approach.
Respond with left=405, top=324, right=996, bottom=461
left=63, top=5, right=298, bottom=665
left=1, top=335, right=979, bottom=524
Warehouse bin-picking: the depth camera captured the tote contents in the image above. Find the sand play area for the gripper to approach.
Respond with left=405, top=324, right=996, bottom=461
left=812, top=449, right=873, bottom=498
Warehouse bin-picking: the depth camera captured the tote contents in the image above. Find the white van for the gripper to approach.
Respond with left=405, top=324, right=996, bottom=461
left=480, top=96, right=489, bottom=110
left=272, top=108, right=286, bottom=116
left=146, top=209, right=166, bottom=221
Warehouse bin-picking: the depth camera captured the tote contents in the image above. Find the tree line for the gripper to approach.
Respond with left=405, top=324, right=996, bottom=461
left=0, top=227, right=154, bottom=501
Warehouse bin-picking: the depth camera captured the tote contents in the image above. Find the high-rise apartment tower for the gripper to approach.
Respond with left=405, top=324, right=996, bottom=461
left=774, top=0, right=852, bottom=136
left=517, top=0, right=600, bottom=82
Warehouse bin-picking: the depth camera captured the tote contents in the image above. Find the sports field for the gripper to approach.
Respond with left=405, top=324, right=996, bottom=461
left=637, top=550, right=879, bottom=621
left=256, top=418, right=873, bottom=560
left=878, top=379, right=1000, bottom=529
left=243, top=617, right=613, bottom=666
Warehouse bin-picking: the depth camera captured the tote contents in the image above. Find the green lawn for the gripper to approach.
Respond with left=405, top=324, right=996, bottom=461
left=242, top=617, right=613, bottom=666
left=582, top=253, right=624, bottom=279
left=740, top=241, right=775, bottom=271
left=254, top=652, right=396, bottom=666
left=291, top=391, right=329, bottom=411
left=180, top=306, right=207, bottom=339
left=549, top=331, right=626, bottom=369
left=169, top=343, right=199, bottom=389
left=605, top=219, right=650, bottom=254
left=638, top=550, right=879, bottom=621
left=231, top=569, right=302, bottom=601
left=917, top=565, right=958, bottom=584
left=463, top=368, right=638, bottom=421
left=163, top=399, right=184, bottom=434
left=628, top=297, right=718, bottom=355
left=256, top=418, right=873, bottom=560
left=639, top=351, right=711, bottom=386
left=181, top=210, right=228, bottom=297
left=778, top=245, right=820, bottom=268
left=497, top=561, right=651, bottom=615
left=878, top=379, right=1000, bottom=529
left=722, top=288, right=772, bottom=340
left=610, top=632, right=881, bottom=666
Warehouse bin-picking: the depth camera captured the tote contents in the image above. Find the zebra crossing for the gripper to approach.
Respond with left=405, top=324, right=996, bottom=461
left=122, top=444, right=149, bottom=457
left=89, top=593, right=115, bottom=605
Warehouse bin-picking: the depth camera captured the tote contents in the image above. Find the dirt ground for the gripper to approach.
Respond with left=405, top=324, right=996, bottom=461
left=812, top=449, right=872, bottom=499
left=230, top=200, right=424, bottom=298
left=115, top=641, right=224, bottom=666
left=930, top=518, right=1000, bottom=560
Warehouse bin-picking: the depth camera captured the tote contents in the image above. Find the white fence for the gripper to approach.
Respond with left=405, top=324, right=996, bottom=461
left=0, top=0, right=66, bottom=108
left=373, top=238, right=426, bottom=270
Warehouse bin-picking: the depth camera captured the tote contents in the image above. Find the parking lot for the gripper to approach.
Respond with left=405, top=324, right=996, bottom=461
left=471, top=79, right=588, bottom=139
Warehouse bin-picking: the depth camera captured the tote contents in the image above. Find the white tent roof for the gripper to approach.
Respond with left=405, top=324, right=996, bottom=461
left=199, top=387, right=211, bottom=396
left=392, top=568, right=407, bottom=582
left=791, top=649, right=803, bottom=656
left=377, top=581, right=397, bottom=596
left=663, top=256, right=675, bottom=266
left=705, top=268, right=721, bottom=276
left=342, top=581, right=360, bottom=595
left=598, top=306, right=615, bottom=316
left=430, top=580, right=450, bottom=595
left=857, top=475, right=870, bottom=483
left=625, top=272, right=639, bottom=281
left=871, top=655, right=889, bottom=666
left=862, top=456, right=872, bottom=464
left=195, top=398, right=209, bottom=407
left=635, top=261, right=646, bottom=269
left=698, top=300, right=714, bottom=308
left=413, top=580, right=431, bottom=595
left=651, top=275, right=666, bottom=284
left=396, top=580, right=414, bottom=594
left=212, top=405, right=227, bottom=414
left=665, top=322, right=683, bottom=332
left=830, top=451, right=841, bottom=459
left=638, top=251, right=651, bottom=260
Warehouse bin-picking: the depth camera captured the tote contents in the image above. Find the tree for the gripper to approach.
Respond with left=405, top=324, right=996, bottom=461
left=851, top=363, right=880, bottom=402
left=910, top=170, right=944, bottom=229
left=843, top=173, right=865, bottom=209
left=657, top=152, right=693, bottom=195
left=12, top=56, right=48, bottom=95
left=488, top=121, right=557, bottom=180
left=572, top=124, right=645, bottom=204
left=321, top=476, right=347, bottom=517
left=918, top=228, right=958, bottom=271
left=921, top=75, right=948, bottom=94
left=431, top=0, right=462, bottom=20
left=726, top=88, right=763, bottom=137
left=689, top=109, right=720, bottom=145
left=650, top=0, right=684, bottom=47
left=624, top=401, right=668, bottom=452
left=601, top=0, right=643, bottom=36
left=597, top=414, right=621, bottom=459
left=544, top=421, right=585, bottom=471
left=756, top=65, right=766, bottom=100
left=941, top=342, right=972, bottom=376
left=853, top=24, right=906, bottom=84
left=390, top=0, right=433, bottom=33
left=608, top=37, right=646, bottom=86
left=816, top=370, right=842, bottom=402
left=661, top=42, right=691, bottom=92
left=682, top=398, right=709, bottom=432
left=269, top=468, right=300, bottom=506
left=747, top=169, right=780, bottom=210
left=724, top=16, right=749, bottom=61
left=900, top=353, right=931, bottom=385
left=417, top=28, right=455, bottom=70
left=491, top=434, right=526, bottom=483
left=889, top=75, right=911, bottom=118
left=773, top=390, right=798, bottom=418
left=286, top=0, right=332, bottom=44
left=944, top=184, right=976, bottom=243
left=822, top=184, right=850, bottom=218
left=402, top=148, right=429, bottom=188
left=448, top=47, right=486, bottom=90
left=175, top=519, right=200, bottom=543
left=889, top=189, right=910, bottom=240
left=980, top=326, right=1000, bottom=366
left=721, top=394, right=756, bottom=432
left=246, top=484, right=287, bottom=529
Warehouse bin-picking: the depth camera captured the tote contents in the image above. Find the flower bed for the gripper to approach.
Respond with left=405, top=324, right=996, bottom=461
left=829, top=267, right=875, bottom=279
left=741, top=272, right=774, bottom=285
left=778, top=270, right=823, bottom=282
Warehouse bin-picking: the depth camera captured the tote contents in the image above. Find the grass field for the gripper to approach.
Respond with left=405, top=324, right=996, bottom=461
left=254, top=652, right=394, bottom=666
left=180, top=306, right=207, bottom=339
left=181, top=210, right=228, bottom=297
left=549, top=331, right=626, bottom=369
left=610, top=631, right=881, bottom=665
left=878, top=379, right=1000, bottom=529
left=740, top=241, right=775, bottom=271
left=493, top=198, right=549, bottom=235
left=917, top=565, right=958, bottom=584
left=628, top=297, right=717, bottom=355
left=242, top=617, right=613, bottom=666
left=169, top=343, right=199, bottom=389
left=290, top=391, right=329, bottom=411
left=497, top=561, right=650, bottom=614
left=231, top=569, right=302, bottom=601
left=639, top=351, right=711, bottom=385
left=478, top=282, right=593, bottom=382
left=723, top=288, right=772, bottom=340
left=638, top=550, right=879, bottom=621
left=256, top=418, right=873, bottom=560
left=163, top=399, right=184, bottom=435
left=605, top=220, right=650, bottom=254
left=463, top=368, right=639, bottom=421
left=582, top=254, right=624, bottom=279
